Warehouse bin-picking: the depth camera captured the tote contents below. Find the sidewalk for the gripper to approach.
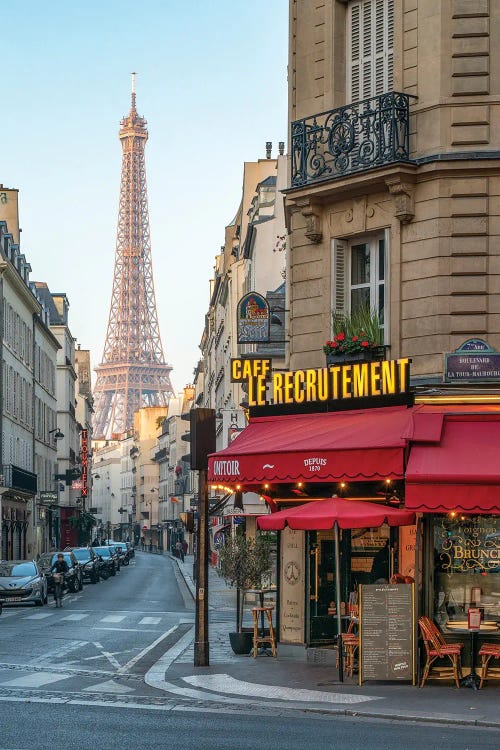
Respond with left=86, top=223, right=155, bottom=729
left=161, top=553, right=500, bottom=728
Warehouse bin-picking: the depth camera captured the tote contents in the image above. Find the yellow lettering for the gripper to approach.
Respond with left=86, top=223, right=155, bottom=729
left=397, top=357, right=410, bottom=392
left=242, top=360, right=253, bottom=379
left=247, top=376, right=257, bottom=407
left=370, top=361, right=381, bottom=396
left=341, top=365, right=352, bottom=398
left=255, top=375, right=266, bottom=406
left=329, top=366, right=340, bottom=399
left=293, top=370, right=305, bottom=403
left=273, top=373, right=284, bottom=404
left=454, top=546, right=463, bottom=559
left=284, top=371, right=294, bottom=404
left=231, top=359, right=242, bottom=381
left=381, top=360, right=396, bottom=394
left=353, top=363, right=369, bottom=398
left=306, top=368, right=317, bottom=402
left=317, top=368, right=328, bottom=401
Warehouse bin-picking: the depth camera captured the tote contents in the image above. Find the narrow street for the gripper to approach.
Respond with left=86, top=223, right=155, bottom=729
left=0, top=552, right=192, bottom=698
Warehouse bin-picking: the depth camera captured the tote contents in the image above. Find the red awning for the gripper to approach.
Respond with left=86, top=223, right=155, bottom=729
left=257, top=497, right=415, bottom=531
left=208, top=406, right=414, bottom=485
left=406, top=414, right=500, bottom=513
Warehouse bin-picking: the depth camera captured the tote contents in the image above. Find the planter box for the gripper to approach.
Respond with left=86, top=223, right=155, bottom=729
left=326, top=346, right=386, bottom=367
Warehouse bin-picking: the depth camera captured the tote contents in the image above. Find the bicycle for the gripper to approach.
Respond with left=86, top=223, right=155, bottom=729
left=53, top=573, right=65, bottom=608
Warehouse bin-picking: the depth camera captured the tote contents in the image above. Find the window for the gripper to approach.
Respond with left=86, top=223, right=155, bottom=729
left=332, top=234, right=388, bottom=340
left=433, top=516, right=500, bottom=632
left=347, top=0, right=394, bottom=103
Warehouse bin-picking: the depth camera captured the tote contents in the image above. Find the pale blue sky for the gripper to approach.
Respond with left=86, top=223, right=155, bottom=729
left=1, top=0, right=288, bottom=390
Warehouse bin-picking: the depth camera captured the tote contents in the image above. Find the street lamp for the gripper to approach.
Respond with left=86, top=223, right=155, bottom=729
left=49, top=428, right=64, bottom=441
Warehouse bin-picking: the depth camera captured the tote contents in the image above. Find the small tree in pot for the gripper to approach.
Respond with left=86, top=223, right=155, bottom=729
left=217, top=533, right=274, bottom=654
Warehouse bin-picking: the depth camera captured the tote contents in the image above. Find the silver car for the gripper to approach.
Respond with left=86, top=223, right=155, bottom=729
left=0, top=560, right=48, bottom=606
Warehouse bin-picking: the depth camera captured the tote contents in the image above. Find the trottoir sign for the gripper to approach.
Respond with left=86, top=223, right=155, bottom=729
left=445, top=339, right=500, bottom=382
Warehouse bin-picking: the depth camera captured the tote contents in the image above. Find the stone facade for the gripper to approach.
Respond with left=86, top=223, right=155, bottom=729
left=286, top=0, right=500, bottom=379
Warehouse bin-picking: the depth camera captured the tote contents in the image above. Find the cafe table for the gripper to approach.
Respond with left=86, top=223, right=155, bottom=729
left=446, top=620, right=499, bottom=690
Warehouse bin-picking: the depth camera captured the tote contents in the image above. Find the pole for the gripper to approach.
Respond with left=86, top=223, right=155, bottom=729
left=334, top=521, right=344, bottom=682
left=194, top=468, right=209, bottom=666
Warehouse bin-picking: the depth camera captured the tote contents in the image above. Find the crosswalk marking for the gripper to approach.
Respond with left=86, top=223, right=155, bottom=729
left=24, top=612, right=54, bottom=620
left=101, top=615, right=127, bottom=623
left=138, top=617, right=161, bottom=625
left=61, top=614, right=89, bottom=621
left=2, top=672, right=71, bottom=688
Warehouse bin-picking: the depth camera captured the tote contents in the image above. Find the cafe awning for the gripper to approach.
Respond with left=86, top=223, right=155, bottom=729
left=256, top=497, right=415, bottom=531
left=406, top=413, right=500, bottom=513
left=208, top=406, right=414, bottom=485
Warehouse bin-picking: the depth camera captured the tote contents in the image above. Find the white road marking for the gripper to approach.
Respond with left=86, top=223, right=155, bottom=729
left=93, top=642, right=121, bottom=670
left=30, top=640, right=88, bottom=665
left=61, top=614, right=89, bottom=621
left=1, top=672, right=70, bottom=688
left=100, top=615, right=126, bottom=623
left=93, top=627, right=162, bottom=633
left=23, top=613, right=54, bottom=620
left=138, top=617, right=161, bottom=625
left=83, top=679, right=134, bottom=694
left=117, top=625, right=177, bottom=674
left=183, top=674, right=380, bottom=704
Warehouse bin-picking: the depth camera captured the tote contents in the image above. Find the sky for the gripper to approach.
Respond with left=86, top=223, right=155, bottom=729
left=0, top=0, right=288, bottom=392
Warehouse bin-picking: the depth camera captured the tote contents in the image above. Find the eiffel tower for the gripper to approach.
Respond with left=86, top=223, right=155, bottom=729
left=93, top=74, right=174, bottom=439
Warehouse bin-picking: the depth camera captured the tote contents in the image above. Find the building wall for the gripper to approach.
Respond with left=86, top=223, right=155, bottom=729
left=286, top=0, right=500, bottom=378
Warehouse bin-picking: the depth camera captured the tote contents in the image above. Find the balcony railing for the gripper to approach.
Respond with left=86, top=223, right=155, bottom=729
left=0, top=464, right=37, bottom=495
left=291, top=92, right=413, bottom=188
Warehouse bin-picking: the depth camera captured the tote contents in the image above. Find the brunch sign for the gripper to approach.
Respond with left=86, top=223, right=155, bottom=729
left=231, top=357, right=411, bottom=408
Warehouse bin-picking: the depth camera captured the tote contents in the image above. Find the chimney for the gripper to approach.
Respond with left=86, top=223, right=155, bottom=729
left=265, top=141, right=272, bottom=159
left=278, top=141, right=285, bottom=156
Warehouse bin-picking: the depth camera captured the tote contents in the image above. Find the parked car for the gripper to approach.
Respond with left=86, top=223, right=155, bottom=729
left=38, top=551, right=84, bottom=594
left=69, top=547, right=100, bottom=584
left=93, top=546, right=117, bottom=577
left=0, top=560, right=48, bottom=606
left=106, top=545, right=122, bottom=571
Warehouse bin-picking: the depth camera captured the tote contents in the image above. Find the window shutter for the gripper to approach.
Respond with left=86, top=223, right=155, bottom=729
left=332, top=240, right=347, bottom=313
left=347, top=0, right=394, bottom=102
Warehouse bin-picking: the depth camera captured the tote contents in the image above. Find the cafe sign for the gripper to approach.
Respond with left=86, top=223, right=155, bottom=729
left=231, top=357, right=410, bottom=408
left=237, top=292, right=270, bottom=343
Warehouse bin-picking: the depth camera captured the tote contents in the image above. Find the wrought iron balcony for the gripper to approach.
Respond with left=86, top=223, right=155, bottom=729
left=0, top=464, right=37, bottom=495
left=291, top=92, right=413, bottom=188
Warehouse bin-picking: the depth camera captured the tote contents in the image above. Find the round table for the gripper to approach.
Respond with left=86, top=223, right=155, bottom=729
left=445, top=621, right=499, bottom=690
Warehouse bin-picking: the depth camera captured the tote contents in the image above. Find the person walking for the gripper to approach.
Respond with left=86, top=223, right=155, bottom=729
left=183, top=539, right=188, bottom=558
left=51, top=553, right=69, bottom=608
left=175, top=540, right=184, bottom=562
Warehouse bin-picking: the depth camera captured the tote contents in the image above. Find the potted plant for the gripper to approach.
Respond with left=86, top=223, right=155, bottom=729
left=323, top=304, right=386, bottom=365
left=217, top=532, right=274, bottom=655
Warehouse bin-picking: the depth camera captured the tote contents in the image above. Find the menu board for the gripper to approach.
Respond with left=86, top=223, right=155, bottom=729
left=359, top=583, right=415, bottom=684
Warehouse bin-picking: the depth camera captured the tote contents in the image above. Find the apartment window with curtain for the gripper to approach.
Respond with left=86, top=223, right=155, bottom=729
left=332, top=234, right=388, bottom=341
left=347, top=0, right=394, bottom=103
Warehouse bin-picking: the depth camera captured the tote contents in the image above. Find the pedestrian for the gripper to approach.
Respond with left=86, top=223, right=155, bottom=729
left=183, top=539, right=188, bottom=557
left=176, top=540, right=184, bottom=562
left=51, top=553, right=69, bottom=608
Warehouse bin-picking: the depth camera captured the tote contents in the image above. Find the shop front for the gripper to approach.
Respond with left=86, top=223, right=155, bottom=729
left=208, top=356, right=417, bottom=657
left=406, top=405, right=500, bottom=651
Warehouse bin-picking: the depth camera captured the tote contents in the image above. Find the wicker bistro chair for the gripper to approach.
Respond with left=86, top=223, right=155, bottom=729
left=336, top=619, right=359, bottom=677
left=478, top=643, right=500, bottom=688
left=418, top=616, right=464, bottom=688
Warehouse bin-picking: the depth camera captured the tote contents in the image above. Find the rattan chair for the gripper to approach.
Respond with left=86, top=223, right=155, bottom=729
left=478, top=643, right=500, bottom=688
left=418, top=616, right=464, bottom=688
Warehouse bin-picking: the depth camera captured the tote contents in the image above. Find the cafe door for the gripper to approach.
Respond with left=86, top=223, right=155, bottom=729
left=307, top=530, right=351, bottom=645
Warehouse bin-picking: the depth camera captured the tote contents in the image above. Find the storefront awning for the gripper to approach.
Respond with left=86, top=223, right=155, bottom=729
left=406, top=414, right=500, bottom=513
left=208, top=406, right=414, bottom=485
left=256, top=497, right=415, bottom=531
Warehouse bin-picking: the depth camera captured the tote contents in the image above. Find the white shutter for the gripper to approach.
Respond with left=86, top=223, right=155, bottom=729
left=347, top=0, right=394, bottom=103
left=332, top=240, right=347, bottom=314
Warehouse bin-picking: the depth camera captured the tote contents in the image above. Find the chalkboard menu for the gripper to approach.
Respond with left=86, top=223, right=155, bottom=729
left=359, top=583, right=415, bottom=684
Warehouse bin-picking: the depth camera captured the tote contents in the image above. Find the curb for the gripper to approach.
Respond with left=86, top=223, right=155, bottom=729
left=169, top=554, right=196, bottom=599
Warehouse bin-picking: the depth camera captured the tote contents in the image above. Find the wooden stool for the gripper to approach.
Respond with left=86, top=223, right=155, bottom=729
left=251, top=606, right=277, bottom=658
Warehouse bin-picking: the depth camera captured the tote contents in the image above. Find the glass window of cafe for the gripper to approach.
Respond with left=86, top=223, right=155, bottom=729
left=433, top=515, right=500, bottom=632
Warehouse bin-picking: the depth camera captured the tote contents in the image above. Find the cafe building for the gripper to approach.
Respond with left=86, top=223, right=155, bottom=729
left=208, top=353, right=500, bottom=674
